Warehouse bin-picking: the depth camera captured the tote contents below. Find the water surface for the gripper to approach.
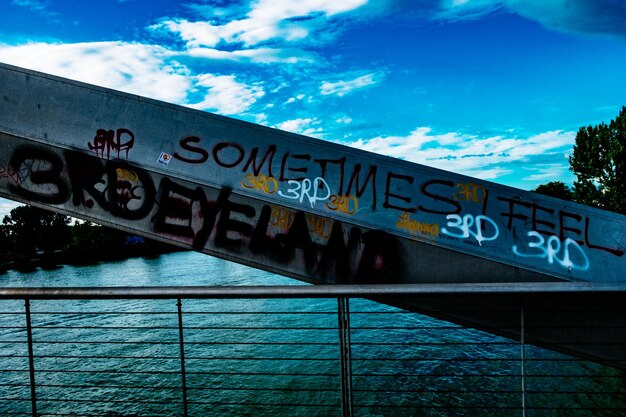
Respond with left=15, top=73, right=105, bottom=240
left=1, top=252, right=625, bottom=416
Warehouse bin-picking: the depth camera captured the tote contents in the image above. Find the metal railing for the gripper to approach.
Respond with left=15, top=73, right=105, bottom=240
left=1, top=284, right=626, bottom=416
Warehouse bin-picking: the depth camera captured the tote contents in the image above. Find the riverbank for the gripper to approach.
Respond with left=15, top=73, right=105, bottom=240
left=0, top=239, right=185, bottom=273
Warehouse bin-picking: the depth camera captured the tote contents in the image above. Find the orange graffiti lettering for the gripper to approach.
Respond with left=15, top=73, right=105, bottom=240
left=326, top=194, right=358, bottom=215
left=116, top=168, right=139, bottom=182
left=241, top=173, right=278, bottom=194
left=396, top=212, right=440, bottom=240
left=453, top=182, right=487, bottom=203
left=269, top=206, right=332, bottom=239
left=306, top=215, right=332, bottom=239
left=270, top=206, right=295, bottom=229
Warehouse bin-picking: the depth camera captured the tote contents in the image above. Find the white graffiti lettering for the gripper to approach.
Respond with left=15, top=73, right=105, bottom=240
left=278, top=177, right=332, bottom=208
left=441, top=214, right=499, bottom=246
left=512, top=231, right=590, bottom=271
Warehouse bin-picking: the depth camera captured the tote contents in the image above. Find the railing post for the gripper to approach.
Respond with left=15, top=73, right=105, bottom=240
left=337, top=297, right=353, bottom=417
left=521, top=302, right=526, bottom=417
left=24, top=299, right=37, bottom=417
left=177, top=299, right=189, bottom=417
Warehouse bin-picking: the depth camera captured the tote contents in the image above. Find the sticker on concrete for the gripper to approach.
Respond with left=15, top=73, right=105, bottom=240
left=157, top=152, right=172, bottom=166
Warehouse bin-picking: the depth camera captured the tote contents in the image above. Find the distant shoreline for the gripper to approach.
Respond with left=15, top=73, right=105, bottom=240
left=0, top=243, right=185, bottom=273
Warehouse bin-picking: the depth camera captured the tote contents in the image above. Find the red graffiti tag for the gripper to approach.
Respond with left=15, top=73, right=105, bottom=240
left=88, top=128, right=135, bottom=160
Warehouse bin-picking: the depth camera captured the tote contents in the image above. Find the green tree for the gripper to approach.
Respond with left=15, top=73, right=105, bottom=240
left=2, top=205, right=71, bottom=254
left=570, top=106, right=626, bottom=214
left=65, top=221, right=128, bottom=264
left=0, top=224, right=9, bottom=253
left=532, top=181, right=573, bottom=201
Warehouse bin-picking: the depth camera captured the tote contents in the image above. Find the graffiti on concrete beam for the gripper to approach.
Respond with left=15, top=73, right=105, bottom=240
left=1, top=126, right=625, bottom=283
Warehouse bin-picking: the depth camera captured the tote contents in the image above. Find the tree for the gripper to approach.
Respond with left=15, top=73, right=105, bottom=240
left=570, top=106, right=626, bottom=214
left=2, top=205, right=71, bottom=254
left=38, top=210, right=72, bottom=252
left=0, top=224, right=8, bottom=253
left=532, top=181, right=573, bottom=201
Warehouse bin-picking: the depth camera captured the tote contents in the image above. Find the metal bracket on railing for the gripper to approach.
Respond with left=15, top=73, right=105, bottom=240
left=24, top=299, right=37, bottom=417
left=521, top=302, right=526, bottom=417
left=177, top=299, right=189, bottom=417
left=338, top=297, right=353, bottom=417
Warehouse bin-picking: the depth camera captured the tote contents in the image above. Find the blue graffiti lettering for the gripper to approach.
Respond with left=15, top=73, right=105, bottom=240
left=512, top=231, right=590, bottom=271
left=278, top=177, right=332, bottom=208
left=441, top=214, right=499, bottom=246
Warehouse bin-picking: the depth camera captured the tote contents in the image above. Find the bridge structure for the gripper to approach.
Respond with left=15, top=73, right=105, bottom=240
left=1, top=62, right=625, bottom=369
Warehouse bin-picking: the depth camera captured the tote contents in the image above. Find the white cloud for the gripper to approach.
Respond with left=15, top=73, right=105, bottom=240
left=276, top=118, right=313, bottom=132
left=0, top=41, right=265, bottom=115
left=522, top=163, right=573, bottom=183
left=187, top=74, right=265, bottom=114
left=346, top=127, right=575, bottom=182
left=593, top=104, right=621, bottom=114
left=438, top=0, right=626, bottom=38
left=12, top=0, right=48, bottom=11
left=320, top=73, right=383, bottom=96
left=153, top=19, right=223, bottom=48
left=285, top=94, right=306, bottom=104
left=153, top=0, right=368, bottom=48
left=275, top=117, right=323, bottom=137
left=0, top=42, right=191, bottom=102
left=465, top=167, right=513, bottom=180
left=185, top=46, right=316, bottom=64
left=253, top=113, right=268, bottom=125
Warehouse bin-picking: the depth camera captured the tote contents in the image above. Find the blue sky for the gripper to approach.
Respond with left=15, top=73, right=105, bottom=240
left=1, top=0, right=626, bottom=217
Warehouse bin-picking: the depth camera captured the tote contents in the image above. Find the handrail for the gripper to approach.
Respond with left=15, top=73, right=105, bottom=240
left=2, top=282, right=626, bottom=299
left=2, top=284, right=626, bottom=416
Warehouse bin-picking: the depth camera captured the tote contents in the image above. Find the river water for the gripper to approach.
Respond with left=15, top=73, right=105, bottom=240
left=1, top=251, right=625, bottom=416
